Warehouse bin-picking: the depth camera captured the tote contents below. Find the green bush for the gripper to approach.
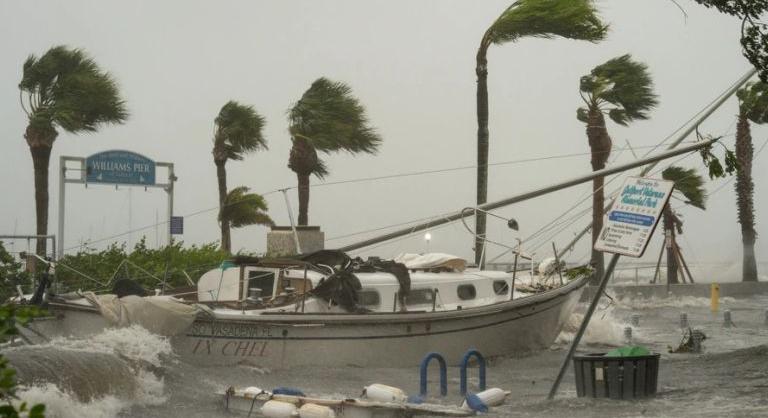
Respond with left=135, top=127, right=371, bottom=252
left=55, top=237, right=232, bottom=293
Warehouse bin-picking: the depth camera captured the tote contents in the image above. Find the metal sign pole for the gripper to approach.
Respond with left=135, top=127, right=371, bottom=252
left=166, top=163, right=175, bottom=246
left=57, top=157, right=66, bottom=259
left=547, top=252, right=621, bottom=400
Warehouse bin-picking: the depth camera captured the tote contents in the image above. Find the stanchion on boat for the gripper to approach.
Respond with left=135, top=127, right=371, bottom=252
left=679, top=312, right=688, bottom=329
left=459, top=349, right=486, bottom=396
left=419, top=352, right=447, bottom=397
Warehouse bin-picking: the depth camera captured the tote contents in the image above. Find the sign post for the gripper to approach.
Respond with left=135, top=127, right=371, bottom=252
left=57, top=151, right=176, bottom=258
left=548, top=176, right=674, bottom=400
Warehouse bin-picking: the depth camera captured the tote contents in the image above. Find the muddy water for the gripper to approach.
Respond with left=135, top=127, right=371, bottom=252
left=6, top=294, right=768, bottom=418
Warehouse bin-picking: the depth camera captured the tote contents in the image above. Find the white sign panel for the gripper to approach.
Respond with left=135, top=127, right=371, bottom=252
left=594, top=176, right=674, bottom=258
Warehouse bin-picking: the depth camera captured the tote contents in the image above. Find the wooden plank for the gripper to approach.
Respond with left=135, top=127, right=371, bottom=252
left=634, top=359, right=647, bottom=398
left=574, top=359, right=584, bottom=397
left=583, top=362, right=594, bottom=397
left=622, top=360, right=635, bottom=399
left=607, top=361, right=620, bottom=400
left=593, top=361, right=606, bottom=397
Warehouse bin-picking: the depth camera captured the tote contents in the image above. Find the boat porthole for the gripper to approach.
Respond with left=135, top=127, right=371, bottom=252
left=282, top=329, right=288, bottom=337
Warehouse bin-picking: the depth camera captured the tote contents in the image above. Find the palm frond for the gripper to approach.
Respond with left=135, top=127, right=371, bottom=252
left=213, top=100, right=267, bottom=161
left=19, top=46, right=128, bottom=133
left=580, top=54, right=658, bottom=126
left=489, top=0, right=608, bottom=45
left=219, top=186, right=274, bottom=229
left=288, top=77, right=381, bottom=154
left=737, top=81, right=768, bottom=124
left=662, top=166, right=707, bottom=210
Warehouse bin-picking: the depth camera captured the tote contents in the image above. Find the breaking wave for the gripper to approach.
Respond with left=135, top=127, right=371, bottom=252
left=556, top=307, right=633, bottom=347
left=6, top=326, right=170, bottom=418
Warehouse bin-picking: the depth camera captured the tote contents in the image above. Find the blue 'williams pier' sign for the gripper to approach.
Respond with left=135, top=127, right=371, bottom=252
left=86, top=150, right=156, bottom=185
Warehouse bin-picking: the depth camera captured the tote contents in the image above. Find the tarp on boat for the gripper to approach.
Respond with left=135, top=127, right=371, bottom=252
left=83, top=293, right=209, bottom=336
left=393, top=253, right=466, bottom=272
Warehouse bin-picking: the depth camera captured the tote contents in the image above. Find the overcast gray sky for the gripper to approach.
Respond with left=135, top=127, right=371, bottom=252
left=0, top=1, right=764, bottom=279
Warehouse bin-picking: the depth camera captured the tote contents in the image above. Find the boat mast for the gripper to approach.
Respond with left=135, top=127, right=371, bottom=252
left=338, top=136, right=721, bottom=253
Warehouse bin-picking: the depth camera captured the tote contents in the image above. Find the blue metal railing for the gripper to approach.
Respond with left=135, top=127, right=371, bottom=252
left=459, top=349, right=486, bottom=396
left=419, top=352, right=447, bottom=397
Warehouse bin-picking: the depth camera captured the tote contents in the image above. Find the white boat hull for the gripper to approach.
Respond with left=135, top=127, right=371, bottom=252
left=22, top=277, right=586, bottom=368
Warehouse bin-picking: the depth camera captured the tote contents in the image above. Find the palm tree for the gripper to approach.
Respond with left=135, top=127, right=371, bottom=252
left=734, top=81, right=768, bottom=281
left=578, top=54, right=658, bottom=282
left=19, top=46, right=128, bottom=258
left=212, top=101, right=267, bottom=253
left=218, top=187, right=274, bottom=249
left=288, top=78, right=381, bottom=226
left=661, top=166, right=707, bottom=284
left=474, top=0, right=608, bottom=266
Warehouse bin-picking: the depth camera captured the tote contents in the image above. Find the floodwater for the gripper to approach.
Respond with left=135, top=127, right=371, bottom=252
left=5, top=292, right=768, bottom=418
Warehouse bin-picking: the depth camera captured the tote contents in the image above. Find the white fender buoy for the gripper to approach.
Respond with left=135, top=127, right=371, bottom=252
left=243, top=386, right=264, bottom=397
left=262, top=400, right=298, bottom=418
left=299, top=403, right=335, bottom=418
left=362, top=384, right=407, bottom=403
left=461, top=388, right=510, bottom=410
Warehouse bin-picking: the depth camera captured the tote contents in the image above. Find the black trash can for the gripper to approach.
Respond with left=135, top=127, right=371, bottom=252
left=573, top=352, right=660, bottom=399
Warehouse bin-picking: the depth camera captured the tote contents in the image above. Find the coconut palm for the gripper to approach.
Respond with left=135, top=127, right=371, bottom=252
left=218, top=187, right=274, bottom=246
left=661, top=166, right=707, bottom=284
left=19, top=46, right=128, bottom=258
left=734, top=81, right=768, bottom=281
left=474, top=0, right=607, bottom=266
left=288, top=78, right=381, bottom=226
left=577, top=54, right=658, bottom=282
left=212, top=101, right=267, bottom=253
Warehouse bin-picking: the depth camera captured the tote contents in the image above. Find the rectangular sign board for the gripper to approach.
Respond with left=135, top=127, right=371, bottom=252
left=86, top=150, right=156, bottom=185
left=170, top=216, right=184, bottom=235
left=594, top=176, right=674, bottom=258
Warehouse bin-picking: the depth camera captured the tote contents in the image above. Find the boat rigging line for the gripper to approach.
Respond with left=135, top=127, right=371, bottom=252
left=339, top=136, right=722, bottom=253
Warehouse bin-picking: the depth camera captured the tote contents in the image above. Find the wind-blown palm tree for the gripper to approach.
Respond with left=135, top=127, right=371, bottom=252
left=661, top=166, right=707, bottom=284
left=218, top=187, right=274, bottom=248
left=734, top=81, right=767, bottom=281
left=578, top=54, right=658, bottom=282
left=474, top=0, right=608, bottom=266
left=212, top=101, right=267, bottom=253
left=288, top=78, right=381, bottom=226
left=19, top=46, right=128, bottom=258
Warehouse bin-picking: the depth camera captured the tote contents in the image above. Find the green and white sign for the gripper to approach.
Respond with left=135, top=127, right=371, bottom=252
left=594, top=176, right=674, bottom=258
left=86, top=150, right=156, bottom=185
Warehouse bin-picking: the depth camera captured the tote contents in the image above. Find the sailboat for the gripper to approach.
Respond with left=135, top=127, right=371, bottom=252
left=14, top=136, right=720, bottom=368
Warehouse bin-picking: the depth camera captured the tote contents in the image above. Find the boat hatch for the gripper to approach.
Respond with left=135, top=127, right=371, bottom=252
left=245, top=268, right=278, bottom=299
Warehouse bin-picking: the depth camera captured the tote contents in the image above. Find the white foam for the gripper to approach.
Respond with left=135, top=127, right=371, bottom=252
left=12, top=326, right=170, bottom=417
left=45, top=325, right=173, bottom=366
left=617, top=296, right=736, bottom=310
left=556, top=308, right=632, bottom=346
left=14, top=371, right=166, bottom=418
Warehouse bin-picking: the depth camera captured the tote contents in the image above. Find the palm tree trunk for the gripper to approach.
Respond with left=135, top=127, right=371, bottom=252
left=587, top=108, right=612, bottom=284
left=734, top=113, right=758, bottom=281
left=474, top=38, right=491, bottom=266
left=30, top=145, right=52, bottom=258
left=663, top=206, right=679, bottom=285
left=215, top=159, right=231, bottom=253
left=297, top=173, right=310, bottom=226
